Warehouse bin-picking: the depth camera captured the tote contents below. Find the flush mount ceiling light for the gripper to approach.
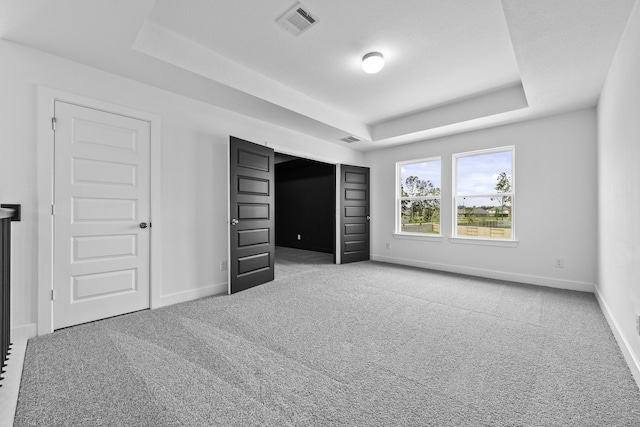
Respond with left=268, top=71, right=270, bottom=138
left=361, top=52, right=385, bottom=74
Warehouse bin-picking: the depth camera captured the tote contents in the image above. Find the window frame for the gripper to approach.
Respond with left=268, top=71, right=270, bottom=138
left=452, top=146, right=515, bottom=241
left=396, top=156, right=442, bottom=236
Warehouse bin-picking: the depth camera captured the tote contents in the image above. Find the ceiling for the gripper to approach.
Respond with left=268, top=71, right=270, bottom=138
left=0, top=0, right=635, bottom=151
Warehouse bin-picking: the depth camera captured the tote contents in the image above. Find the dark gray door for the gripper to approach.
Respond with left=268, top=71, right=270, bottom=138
left=229, top=137, right=275, bottom=294
left=340, top=165, right=370, bottom=264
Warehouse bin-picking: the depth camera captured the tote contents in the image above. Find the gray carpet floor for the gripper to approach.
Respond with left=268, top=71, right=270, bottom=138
left=14, top=248, right=640, bottom=426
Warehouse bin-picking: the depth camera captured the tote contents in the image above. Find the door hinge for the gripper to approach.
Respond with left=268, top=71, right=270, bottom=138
left=51, top=289, right=55, bottom=301
left=51, top=117, right=57, bottom=131
left=51, top=204, right=55, bottom=216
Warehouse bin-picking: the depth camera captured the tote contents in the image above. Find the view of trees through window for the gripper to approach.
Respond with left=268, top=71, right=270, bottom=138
left=455, top=148, right=514, bottom=239
left=398, top=158, right=441, bottom=234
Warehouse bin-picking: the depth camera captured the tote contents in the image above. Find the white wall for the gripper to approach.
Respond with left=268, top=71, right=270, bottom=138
left=365, top=109, right=598, bottom=291
left=0, top=40, right=363, bottom=336
left=597, top=0, right=640, bottom=382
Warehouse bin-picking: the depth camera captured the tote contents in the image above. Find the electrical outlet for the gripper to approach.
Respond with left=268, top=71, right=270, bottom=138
left=385, top=242, right=390, bottom=249
left=554, top=258, right=564, bottom=268
left=297, top=234, right=301, bottom=241
left=636, top=313, right=640, bottom=336
left=220, top=260, right=228, bottom=271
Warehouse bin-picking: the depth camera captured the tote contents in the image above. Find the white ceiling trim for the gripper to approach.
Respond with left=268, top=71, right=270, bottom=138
left=0, top=0, right=634, bottom=151
left=133, top=20, right=372, bottom=141
left=373, top=82, right=528, bottom=141
left=366, top=100, right=595, bottom=150
left=132, top=19, right=535, bottom=147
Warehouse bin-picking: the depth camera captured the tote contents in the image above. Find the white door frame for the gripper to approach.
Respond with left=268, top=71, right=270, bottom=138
left=37, top=86, right=162, bottom=335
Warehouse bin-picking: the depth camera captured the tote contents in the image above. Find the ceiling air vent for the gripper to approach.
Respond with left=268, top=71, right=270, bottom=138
left=339, top=136, right=361, bottom=143
left=276, top=2, right=318, bottom=36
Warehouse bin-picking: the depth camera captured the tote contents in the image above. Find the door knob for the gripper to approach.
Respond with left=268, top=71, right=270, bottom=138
left=366, top=216, right=371, bottom=221
left=231, top=219, right=239, bottom=226
left=139, top=222, right=148, bottom=229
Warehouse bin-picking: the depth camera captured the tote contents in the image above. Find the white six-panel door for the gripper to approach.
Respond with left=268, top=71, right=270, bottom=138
left=53, top=101, right=151, bottom=329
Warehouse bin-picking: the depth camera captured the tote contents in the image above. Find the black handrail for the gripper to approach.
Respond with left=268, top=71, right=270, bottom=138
left=0, top=208, right=14, bottom=386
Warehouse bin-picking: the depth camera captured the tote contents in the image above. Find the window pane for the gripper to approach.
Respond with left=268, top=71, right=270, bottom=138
left=456, top=150, right=512, bottom=195
left=454, top=148, right=514, bottom=239
left=455, top=196, right=511, bottom=238
left=400, top=160, right=441, bottom=197
left=400, top=199, right=440, bottom=234
left=397, top=158, right=441, bottom=235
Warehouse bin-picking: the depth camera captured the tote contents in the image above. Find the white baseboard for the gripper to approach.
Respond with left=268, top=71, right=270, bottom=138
left=370, top=254, right=596, bottom=293
left=595, top=289, right=640, bottom=391
left=9, top=286, right=228, bottom=341
left=159, top=282, right=227, bottom=307
left=11, top=323, right=37, bottom=341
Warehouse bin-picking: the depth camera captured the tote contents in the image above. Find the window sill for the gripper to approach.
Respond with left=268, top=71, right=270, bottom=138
left=448, top=236, right=519, bottom=248
left=393, top=232, right=444, bottom=242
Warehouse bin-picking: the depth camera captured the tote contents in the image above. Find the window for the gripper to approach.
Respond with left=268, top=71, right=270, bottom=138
left=453, top=147, right=514, bottom=239
left=397, top=158, right=441, bottom=234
